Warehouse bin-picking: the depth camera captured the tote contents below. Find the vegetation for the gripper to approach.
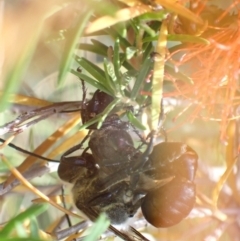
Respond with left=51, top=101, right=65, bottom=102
left=0, top=0, right=240, bottom=240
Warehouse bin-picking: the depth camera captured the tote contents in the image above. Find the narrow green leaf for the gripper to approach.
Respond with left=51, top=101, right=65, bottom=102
left=105, top=63, right=118, bottom=92
left=70, top=70, right=111, bottom=95
left=91, top=39, right=108, bottom=52
left=79, top=39, right=109, bottom=56
left=79, top=98, right=120, bottom=130
left=83, top=213, right=110, bottom=241
left=126, top=47, right=137, bottom=60
left=126, top=111, right=146, bottom=130
left=129, top=19, right=140, bottom=35
left=96, top=97, right=120, bottom=129
left=79, top=43, right=107, bottom=56
left=130, top=57, right=153, bottom=100
left=144, top=34, right=209, bottom=44
left=138, top=10, right=168, bottom=21
left=58, top=10, right=92, bottom=85
left=29, top=217, right=40, bottom=238
left=76, top=57, right=106, bottom=83
left=167, top=34, right=210, bottom=44
left=106, top=28, right=131, bottom=49
left=140, top=23, right=156, bottom=37
left=15, top=222, right=27, bottom=238
left=113, top=39, right=122, bottom=91
left=122, top=59, right=135, bottom=71
left=0, top=238, right=46, bottom=241
left=143, top=42, right=154, bottom=61
left=0, top=204, right=48, bottom=237
left=76, top=57, right=115, bottom=94
left=103, top=59, right=116, bottom=93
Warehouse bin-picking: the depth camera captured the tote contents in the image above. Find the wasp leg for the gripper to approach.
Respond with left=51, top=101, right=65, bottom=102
left=62, top=130, right=91, bottom=157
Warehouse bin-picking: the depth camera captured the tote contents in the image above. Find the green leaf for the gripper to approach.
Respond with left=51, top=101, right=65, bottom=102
left=76, top=57, right=106, bottom=83
left=79, top=98, right=120, bottom=130
left=144, top=34, right=209, bottom=44
left=58, top=10, right=92, bottom=85
left=140, top=23, right=156, bottom=37
left=105, top=63, right=118, bottom=92
left=95, top=97, right=121, bottom=128
left=103, top=59, right=116, bottom=93
left=70, top=70, right=112, bottom=95
left=138, top=10, right=168, bottom=21
left=15, top=222, right=27, bottom=238
left=143, top=42, right=154, bottom=61
left=79, top=43, right=107, bottom=56
left=130, top=57, right=153, bottom=100
left=83, top=213, right=110, bottom=241
left=167, top=34, right=210, bottom=44
left=75, top=57, right=115, bottom=95
left=79, top=39, right=109, bottom=56
left=113, top=39, right=122, bottom=92
left=0, top=204, right=48, bottom=237
left=29, top=217, right=40, bottom=238
left=129, top=19, right=140, bottom=35
left=127, top=111, right=146, bottom=130
left=0, top=238, right=46, bottom=241
left=91, top=39, right=109, bottom=53
left=106, top=27, right=131, bottom=49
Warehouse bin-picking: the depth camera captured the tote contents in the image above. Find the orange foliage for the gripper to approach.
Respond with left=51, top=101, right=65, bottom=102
left=166, top=1, right=240, bottom=140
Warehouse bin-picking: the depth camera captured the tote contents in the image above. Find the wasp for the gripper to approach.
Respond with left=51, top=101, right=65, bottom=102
left=0, top=87, right=198, bottom=240
left=58, top=89, right=198, bottom=228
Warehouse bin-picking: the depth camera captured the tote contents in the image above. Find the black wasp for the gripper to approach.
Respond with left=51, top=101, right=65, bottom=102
left=57, top=89, right=198, bottom=230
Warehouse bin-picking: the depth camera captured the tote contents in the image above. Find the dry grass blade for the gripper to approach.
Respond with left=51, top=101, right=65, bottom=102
left=4, top=115, right=80, bottom=187
left=0, top=92, right=52, bottom=107
left=0, top=134, right=17, bottom=149
left=46, top=216, right=89, bottom=240
left=0, top=154, right=82, bottom=219
left=130, top=226, right=150, bottom=241
left=46, top=130, right=88, bottom=159
left=0, top=164, right=50, bottom=195
left=0, top=102, right=81, bottom=135
left=32, top=194, right=72, bottom=205
left=64, top=229, right=86, bottom=241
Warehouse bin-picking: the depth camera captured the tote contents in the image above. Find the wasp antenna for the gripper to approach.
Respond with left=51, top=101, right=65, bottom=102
left=0, top=138, right=59, bottom=163
left=61, top=186, right=73, bottom=229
